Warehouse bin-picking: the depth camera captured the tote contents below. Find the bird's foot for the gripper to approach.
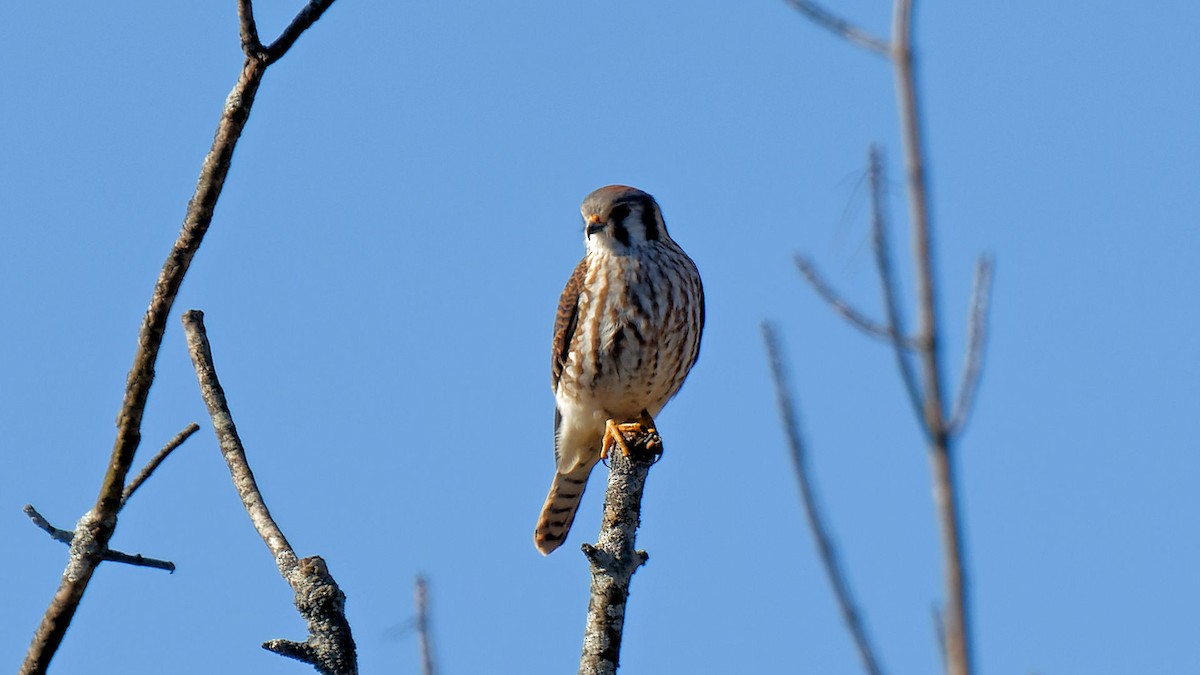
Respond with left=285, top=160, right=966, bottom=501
left=601, top=410, right=663, bottom=462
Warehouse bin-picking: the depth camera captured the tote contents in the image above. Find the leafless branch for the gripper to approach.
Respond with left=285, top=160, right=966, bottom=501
left=947, top=256, right=994, bottom=435
left=23, top=505, right=175, bottom=572
left=795, top=254, right=917, bottom=349
left=20, top=3, right=340, bottom=670
left=183, top=310, right=357, bottom=675
left=264, top=0, right=338, bottom=64
left=762, top=323, right=886, bottom=675
left=238, top=0, right=263, bottom=56
left=122, top=423, right=202, bottom=506
left=782, top=0, right=891, bottom=57
left=415, top=576, right=436, bottom=675
left=578, top=426, right=660, bottom=675
left=890, top=1, right=973, bottom=673
left=865, top=144, right=926, bottom=432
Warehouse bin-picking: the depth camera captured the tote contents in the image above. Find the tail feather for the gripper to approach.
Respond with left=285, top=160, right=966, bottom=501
left=534, top=466, right=593, bottom=554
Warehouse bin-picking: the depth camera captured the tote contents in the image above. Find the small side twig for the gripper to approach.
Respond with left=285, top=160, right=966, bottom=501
left=781, top=0, right=891, bottom=57
left=795, top=254, right=917, bottom=349
left=947, top=256, right=993, bottom=435
left=762, top=323, right=885, bottom=675
left=263, top=0, right=338, bottom=64
left=578, top=429, right=659, bottom=675
left=122, top=423, right=202, bottom=506
left=23, top=505, right=175, bottom=573
left=415, top=575, right=436, bottom=675
left=183, top=310, right=356, bottom=675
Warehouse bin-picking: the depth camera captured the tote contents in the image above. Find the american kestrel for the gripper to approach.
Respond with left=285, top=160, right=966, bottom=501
left=534, top=185, right=704, bottom=555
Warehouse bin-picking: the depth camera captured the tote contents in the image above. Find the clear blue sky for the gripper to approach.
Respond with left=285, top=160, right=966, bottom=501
left=3, top=2, right=1197, bottom=673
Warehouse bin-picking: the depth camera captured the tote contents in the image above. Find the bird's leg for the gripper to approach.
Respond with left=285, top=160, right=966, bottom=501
left=601, top=410, right=663, bottom=461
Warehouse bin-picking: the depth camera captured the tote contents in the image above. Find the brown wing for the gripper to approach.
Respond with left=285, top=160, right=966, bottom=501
left=551, top=258, right=588, bottom=391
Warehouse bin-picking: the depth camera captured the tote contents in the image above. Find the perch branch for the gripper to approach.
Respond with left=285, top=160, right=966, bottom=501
left=578, top=427, right=660, bottom=675
left=183, top=310, right=357, bottom=675
left=762, top=323, right=885, bottom=675
left=23, top=505, right=175, bottom=572
left=947, top=256, right=993, bottom=435
left=781, top=0, right=891, bottom=57
left=20, top=3, right=339, bottom=671
left=123, top=423, right=202, bottom=506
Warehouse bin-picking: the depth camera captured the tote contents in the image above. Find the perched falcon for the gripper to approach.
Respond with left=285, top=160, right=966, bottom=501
left=534, top=185, right=704, bottom=555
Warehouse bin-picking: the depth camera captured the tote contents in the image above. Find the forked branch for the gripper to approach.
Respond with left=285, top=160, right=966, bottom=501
left=183, top=310, right=357, bottom=675
left=20, top=2, right=340, bottom=673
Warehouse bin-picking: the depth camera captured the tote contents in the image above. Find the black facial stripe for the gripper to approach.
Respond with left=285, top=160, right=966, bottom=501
left=641, top=207, right=660, bottom=241
left=611, top=220, right=631, bottom=246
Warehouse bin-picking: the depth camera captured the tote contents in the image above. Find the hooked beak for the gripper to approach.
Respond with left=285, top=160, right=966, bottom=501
left=585, top=215, right=604, bottom=238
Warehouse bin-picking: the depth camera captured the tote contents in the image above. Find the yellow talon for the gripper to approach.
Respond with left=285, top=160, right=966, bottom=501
left=601, top=410, right=663, bottom=460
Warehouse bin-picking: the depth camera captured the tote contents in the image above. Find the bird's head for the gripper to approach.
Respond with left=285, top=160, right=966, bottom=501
left=580, top=185, right=670, bottom=253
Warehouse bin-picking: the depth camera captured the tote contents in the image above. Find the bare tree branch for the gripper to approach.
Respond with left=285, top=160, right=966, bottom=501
left=20, top=4, right=340, bottom=671
left=415, top=575, right=436, bottom=675
left=865, top=144, right=926, bottom=433
left=122, top=423, right=202, bottom=506
left=238, top=0, right=263, bottom=56
left=762, top=323, right=886, bottom=675
left=781, top=0, right=891, bottom=57
left=264, top=0, right=338, bottom=64
left=182, top=310, right=357, bottom=675
left=23, top=505, right=176, bottom=573
left=947, top=256, right=994, bottom=435
left=794, top=254, right=917, bottom=349
left=890, top=1, right=973, bottom=672
left=578, top=426, right=660, bottom=675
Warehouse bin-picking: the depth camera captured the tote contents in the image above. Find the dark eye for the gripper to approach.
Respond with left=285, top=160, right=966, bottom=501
left=609, top=204, right=632, bottom=223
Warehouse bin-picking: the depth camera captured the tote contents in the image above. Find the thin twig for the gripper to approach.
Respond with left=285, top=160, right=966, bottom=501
left=183, top=310, right=357, bottom=675
left=415, top=576, right=435, bottom=675
left=23, top=506, right=73, bottom=545
left=762, top=323, right=886, bottom=675
left=866, top=144, right=926, bottom=431
left=578, top=427, right=659, bottom=675
left=795, top=254, right=917, bottom=349
left=122, top=423, right=202, bottom=506
left=781, top=0, right=891, bottom=57
left=891, top=1, right=973, bottom=673
left=264, top=0, right=338, bottom=64
left=947, top=256, right=993, bottom=435
left=23, top=505, right=175, bottom=572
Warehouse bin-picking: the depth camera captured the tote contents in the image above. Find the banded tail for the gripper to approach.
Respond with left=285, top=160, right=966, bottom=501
left=534, top=465, right=593, bottom=554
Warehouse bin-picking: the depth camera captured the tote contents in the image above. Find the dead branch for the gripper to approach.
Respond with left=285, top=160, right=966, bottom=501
left=890, top=2, right=974, bottom=672
left=762, top=323, right=885, bottom=675
left=866, top=144, right=926, bottom=430
left=415, top=575, right=436, bottom=675
left=947, top=256, right=994, bottom=435
left=123, top=423, right=202, bottom=506
left=794, top=254, right=916, bottom=349
left=23, top=505, right=175, bottom=573
left=182, top=310, right=357, bottom=675
left=783, top=2, right=989, bottom=674
left=20, top=3, right=340, bottom=672
left=578, top=428, right=660, bottom=675
left=781, top=0, right=891, bottom=57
